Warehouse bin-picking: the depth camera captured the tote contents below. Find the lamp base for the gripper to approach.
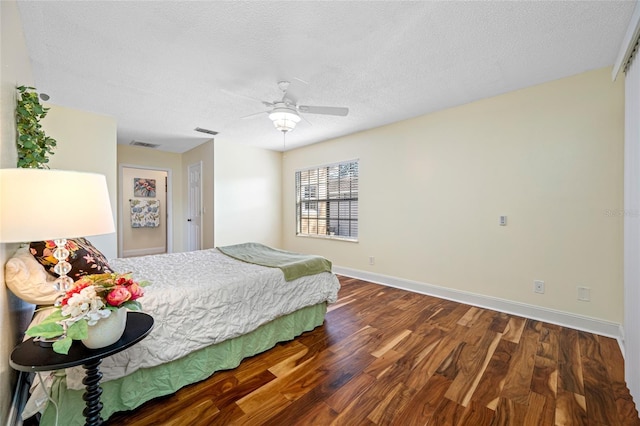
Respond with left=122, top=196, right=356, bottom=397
left=52, top=238, right=74, bottom=306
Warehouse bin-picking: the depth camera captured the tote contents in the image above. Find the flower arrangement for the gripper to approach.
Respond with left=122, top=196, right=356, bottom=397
left=26, top=272, right=150, bottom=354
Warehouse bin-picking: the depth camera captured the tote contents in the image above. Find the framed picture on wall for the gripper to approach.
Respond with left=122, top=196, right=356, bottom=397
left=133, top=178, right=156, bottom=197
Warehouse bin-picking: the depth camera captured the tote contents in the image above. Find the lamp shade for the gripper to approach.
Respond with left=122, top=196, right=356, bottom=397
left=269, top=109, right=301, bottom=133
left=0, top=169, right=115, bottom=243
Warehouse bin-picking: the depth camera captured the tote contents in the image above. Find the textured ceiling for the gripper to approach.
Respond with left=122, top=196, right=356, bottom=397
left=17, top=1, right=635, bottom=153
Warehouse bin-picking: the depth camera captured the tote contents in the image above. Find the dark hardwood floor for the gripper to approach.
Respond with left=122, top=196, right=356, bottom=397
left=105, top=276, right=640, bottom=425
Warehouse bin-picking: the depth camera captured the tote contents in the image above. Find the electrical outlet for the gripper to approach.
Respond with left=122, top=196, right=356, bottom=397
left=577, top=286, right=591, bottom=301
left=534, top=280, right=545, bottom=294
left=369, top=256, right=375, bottom=265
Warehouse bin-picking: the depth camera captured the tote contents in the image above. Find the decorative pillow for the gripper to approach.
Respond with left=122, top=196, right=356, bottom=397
left=5, top=246, right=59, bottom=305
left=30, top=237, right=113, bottom=281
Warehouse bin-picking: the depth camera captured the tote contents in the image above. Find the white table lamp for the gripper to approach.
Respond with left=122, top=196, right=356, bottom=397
left=0, top=168, right=115, bottom=301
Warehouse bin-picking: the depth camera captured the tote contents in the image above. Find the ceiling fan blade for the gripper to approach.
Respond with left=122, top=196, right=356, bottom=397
left=282, top=78, right=308, bottom=105
left=221, top=89, right=273, bottom=107
left=298, top=105, right=349, bottom=116
left=298, top=113, right=313, bottom=126
left=240, top=111, right=269, bottom=119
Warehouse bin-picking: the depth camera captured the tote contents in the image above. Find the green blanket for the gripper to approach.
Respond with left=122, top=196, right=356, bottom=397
left=217, top=242, right=332, bottom=281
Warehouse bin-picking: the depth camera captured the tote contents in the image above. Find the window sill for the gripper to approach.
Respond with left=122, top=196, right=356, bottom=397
left=296, top=234, right=358, bottom=243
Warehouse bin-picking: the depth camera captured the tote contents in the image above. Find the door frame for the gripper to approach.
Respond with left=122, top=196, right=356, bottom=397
left=118, top=163, right=173, bottom=258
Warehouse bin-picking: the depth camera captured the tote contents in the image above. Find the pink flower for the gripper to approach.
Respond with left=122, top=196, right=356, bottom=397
left=128, top=283, right=144, bottom=300
left=106, top=286, right=132, bottom=307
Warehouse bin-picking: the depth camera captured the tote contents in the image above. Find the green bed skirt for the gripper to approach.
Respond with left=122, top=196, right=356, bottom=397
left=39, top=303, right=328, bottom=426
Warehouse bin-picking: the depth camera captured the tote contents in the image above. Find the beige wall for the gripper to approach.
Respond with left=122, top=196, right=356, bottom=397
left=117, top=145, right=184, bottom=252
left=120, top=140, right=281, bottom=252
left=283, top=67, right=624, bottom=324
left=182, top=140, right=215, bottom=249
left=41, top=104, right=118, bottom=259
left=121, top=167, right=167, bottom=256
left=0, top=1, right=37, bottom=421
left=214, top=139, right=282, bottom=248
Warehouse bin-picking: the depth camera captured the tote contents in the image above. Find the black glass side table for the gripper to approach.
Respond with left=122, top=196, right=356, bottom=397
left=10, top=311, right=154, bottom=426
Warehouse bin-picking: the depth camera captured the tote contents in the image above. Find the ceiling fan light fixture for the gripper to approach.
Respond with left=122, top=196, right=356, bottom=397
left=269, top=109, right=301, bottom=133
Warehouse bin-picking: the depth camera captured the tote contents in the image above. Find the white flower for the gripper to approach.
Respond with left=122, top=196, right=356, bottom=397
left=60, top=284, right=111, bottom=326
left=86, top=309, right=111, bottom=326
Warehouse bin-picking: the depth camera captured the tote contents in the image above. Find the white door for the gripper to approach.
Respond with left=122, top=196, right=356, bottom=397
left=187, top=162, right=203, bottom=251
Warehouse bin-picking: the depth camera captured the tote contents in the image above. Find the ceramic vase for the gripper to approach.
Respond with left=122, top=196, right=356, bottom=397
left=82, top=308, right=127, bottom=349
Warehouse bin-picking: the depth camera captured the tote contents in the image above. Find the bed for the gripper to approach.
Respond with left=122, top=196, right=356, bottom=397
left=5, top=242, right=340, bottom=426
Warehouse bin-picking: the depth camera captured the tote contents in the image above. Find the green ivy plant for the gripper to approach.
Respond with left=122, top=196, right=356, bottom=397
left=15, top=85, right=57, bottom=168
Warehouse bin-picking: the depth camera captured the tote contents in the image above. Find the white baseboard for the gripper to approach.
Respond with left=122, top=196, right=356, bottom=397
left=333, top=266, right=624, bottom=343
left=122, top=246, right=166, bottom=258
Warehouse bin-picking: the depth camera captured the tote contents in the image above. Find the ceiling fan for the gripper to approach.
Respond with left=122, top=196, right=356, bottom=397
left=229, top=79, right=349, bottom=133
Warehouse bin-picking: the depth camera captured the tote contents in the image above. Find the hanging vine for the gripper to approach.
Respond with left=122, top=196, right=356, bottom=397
left=15, top=85, right=57, bottom=168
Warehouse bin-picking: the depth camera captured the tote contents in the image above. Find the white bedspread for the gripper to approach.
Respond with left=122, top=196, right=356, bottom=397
left=60, top=248, right=340, bottom=390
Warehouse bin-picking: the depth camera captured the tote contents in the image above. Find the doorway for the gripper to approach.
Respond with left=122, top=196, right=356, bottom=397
left=119, top=165, right=172, bottom=258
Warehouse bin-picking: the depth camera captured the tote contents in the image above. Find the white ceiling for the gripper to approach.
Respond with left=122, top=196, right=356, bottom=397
left=17, top=1, right=635, bottom=154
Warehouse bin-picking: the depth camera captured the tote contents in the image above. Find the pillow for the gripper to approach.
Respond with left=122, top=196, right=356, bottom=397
left=30, top=237, right=113, bottom=280
left=5, top=246, right=59, bottom=305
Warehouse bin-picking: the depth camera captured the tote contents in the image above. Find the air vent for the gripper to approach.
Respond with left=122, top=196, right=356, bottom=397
left=130, top=140, right=160, bottom=149
left=194, top=127, right=218, bottom=135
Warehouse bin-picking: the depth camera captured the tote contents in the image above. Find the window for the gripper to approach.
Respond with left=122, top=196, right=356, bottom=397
left=302, top=185, right=317, bottom=211
left=296, top=160, right=359, bottom=241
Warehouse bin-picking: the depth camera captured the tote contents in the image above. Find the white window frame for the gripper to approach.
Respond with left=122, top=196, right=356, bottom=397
left=295, top=159, right=359, bottom=241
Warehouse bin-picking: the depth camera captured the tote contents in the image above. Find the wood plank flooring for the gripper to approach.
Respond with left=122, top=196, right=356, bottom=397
left=105, top=276, right=640, bottom=425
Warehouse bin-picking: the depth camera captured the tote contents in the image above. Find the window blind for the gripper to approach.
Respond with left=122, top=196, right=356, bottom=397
left=624, top=38, right=640, bottom=73
left=296, top=160, right=359, bottom=240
